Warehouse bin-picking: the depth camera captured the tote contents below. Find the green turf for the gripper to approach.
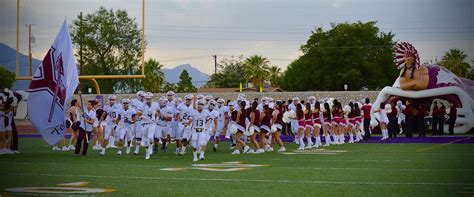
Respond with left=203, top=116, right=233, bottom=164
left=1, top=138, right=474, bottom=196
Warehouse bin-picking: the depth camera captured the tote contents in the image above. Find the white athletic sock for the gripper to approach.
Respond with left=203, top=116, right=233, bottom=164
left=316, top=136, right=321, bottom=145
left=109, top=136, right=115, bottom=146
left=340, top=134, right=344, bottom=143
left=325, top=135, right=331, bottom=145
left=333, top=135, right=338, bottom=143
left=214, top=144, right=218, bottom=148
left=349, top=134, right=353, bottom=141
left=305, top=137, right=312, bottom=146
left=193, top=151, right=198, bottom=158
left=299, top=137, right=305, bottom=147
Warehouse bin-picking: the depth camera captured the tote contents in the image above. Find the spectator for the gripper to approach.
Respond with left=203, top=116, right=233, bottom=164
left=417, top=103, right=427, bottom=137
left=404, top=99, right=414, bottom=138
left=361, top=98, right=372, bottom=140
left=387, top=102, right=398, bottom=138
left=436, top=102, right=446, bottom=135
left=430, top=101, right=439, bottom=135
left=448, top=103, right=457, bottom=135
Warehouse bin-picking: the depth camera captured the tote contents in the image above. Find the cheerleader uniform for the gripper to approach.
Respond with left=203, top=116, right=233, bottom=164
left=250, top=110, right=261, bottom=133
left=260, top=110, right=272, bottom=133
left=273, top=109, right=284, bottom=131
left=323, top=112, right=331, bottom=126
left=313, top=111, right=322, bottom=128
left=304, top=112, right=314, bottom=130
left=237, top=109, right=247, bottom=133
left=331, top=110, right=342, bottom=126
left=297, top=113, right=305, bottom=129
left=348, top=113, right=357, bottom=127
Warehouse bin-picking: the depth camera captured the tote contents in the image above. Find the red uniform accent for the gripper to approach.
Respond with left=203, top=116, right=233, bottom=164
left=361, top=104, right=372, bottom=119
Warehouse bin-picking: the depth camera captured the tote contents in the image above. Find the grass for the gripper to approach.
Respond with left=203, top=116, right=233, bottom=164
left=1, top=138, right=473, bottom=196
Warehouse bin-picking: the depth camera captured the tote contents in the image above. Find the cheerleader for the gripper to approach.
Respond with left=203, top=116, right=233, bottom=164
left=374, top=102, right=390, bottom=140
left=68, top=99, right=80, bottom=150
left=260, top=104, right=273, bottom=152
left=232, top=101, right=250, bottom=154
left=304, top=102, right=314, bottom=149
left=0, top=98, right=14, bottom=155
left=295, top=104, right=306, bottom=150
left=347, top=103, right=357, bottom=143
left=353, top=103, right=363, bottom=142
left=270, top=100, right=286, bottom=152
left=322, top=102, right=332, bottom=146
left=247, top=101, right=262, bottom=154
left=312, top=101, right=322, bottom=148
left=331, top=100, right=343, bottom=144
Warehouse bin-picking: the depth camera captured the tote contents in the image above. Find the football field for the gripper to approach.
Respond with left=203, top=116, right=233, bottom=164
left=1, top=137, right=474, bottom=196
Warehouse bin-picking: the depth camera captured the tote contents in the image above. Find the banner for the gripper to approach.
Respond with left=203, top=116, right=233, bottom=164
left=28, top=19, right=79, bottom=145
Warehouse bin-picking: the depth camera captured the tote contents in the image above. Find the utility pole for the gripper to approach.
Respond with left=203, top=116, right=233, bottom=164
left=16, top=0, right=20, bottom=77
left=28, top=24, right=32, bottom=78
left=212, top=55, right=217, bottom=75
left=79, top=12, right=83, bottom=76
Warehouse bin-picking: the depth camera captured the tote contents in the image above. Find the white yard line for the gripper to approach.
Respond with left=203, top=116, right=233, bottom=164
left=3, top=173, right=474, bottom=186
left=280, top=167, right=474, bottom=172
left=3, top=172, right=474, bottom=187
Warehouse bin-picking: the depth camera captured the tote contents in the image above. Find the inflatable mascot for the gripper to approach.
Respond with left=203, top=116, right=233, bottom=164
left=373, top=42, right=474, bottom=134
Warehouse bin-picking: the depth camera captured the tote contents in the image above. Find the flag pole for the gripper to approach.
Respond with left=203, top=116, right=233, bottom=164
left=77, top=86, right=89, bottom=144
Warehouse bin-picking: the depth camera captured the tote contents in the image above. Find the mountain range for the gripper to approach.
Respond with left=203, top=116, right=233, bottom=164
left=0, top=43, right=209, bottom=90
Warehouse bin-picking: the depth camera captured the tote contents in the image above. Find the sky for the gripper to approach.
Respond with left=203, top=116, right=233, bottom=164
left=0, top=0, right=473, bottom=75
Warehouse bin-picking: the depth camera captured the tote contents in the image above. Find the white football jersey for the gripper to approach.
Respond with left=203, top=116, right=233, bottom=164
left=141, top=102, right=159, bottom=124
left=190, top=109, right=212, bottom=129
left=82, top=108, right=96, bottom=131
left=104, top=103, right=122, bottom=124
left=119, top=107, right=136, bottom=126
left=157, top=105, right=174, bottom=127
left=176, top=103, right=194, bottom=123
left=206, top=109, right=219, bottom=125
left=217, top=106, right=229, bottom=123
left=130, top=98, right=144, bottom=112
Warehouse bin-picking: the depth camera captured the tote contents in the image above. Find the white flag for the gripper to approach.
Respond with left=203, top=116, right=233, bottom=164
left=28, top=19, right=79, bottom=145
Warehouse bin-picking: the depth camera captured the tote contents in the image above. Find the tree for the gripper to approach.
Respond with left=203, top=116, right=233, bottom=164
left=0, top=67, right=15, bottom=89
left=280, top=21, right=397, bottom=91
left=141, top=58, right=164, bottom=93
left=70, top=7, right=144, bottom=93
left=161, top=82, right=177, bottom=93
left=243, top=55, right=270, bottom=89
left=206, top=56, right=246, bottom=88
left=268, top=65, right=282, bottom=87
left=176, top=70, right=196, bottom=93
left=439, top=48, right=470, bottom=78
